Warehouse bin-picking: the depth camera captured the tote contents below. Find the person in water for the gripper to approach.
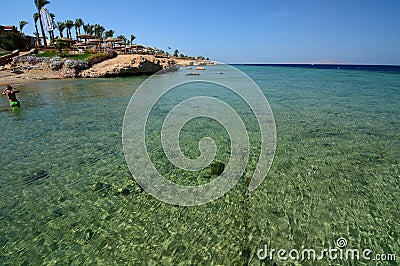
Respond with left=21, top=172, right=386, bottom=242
left=2, top=85, right=20, bottom=109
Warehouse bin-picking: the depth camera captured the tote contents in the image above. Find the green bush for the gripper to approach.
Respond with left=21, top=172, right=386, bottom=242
left=84, top=49, right=96, bottom=54
left=0, top=32, right=26, bottom=51
left=55, top=41, right=69, bottom=53
left=36, top=50, right=58, bottom=57
left=87, top=53, right=109, bottom=65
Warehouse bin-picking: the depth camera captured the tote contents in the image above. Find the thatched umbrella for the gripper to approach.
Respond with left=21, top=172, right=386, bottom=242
left=86, top=38, right=102, bottom=45
left=130, top=44, right=145, bottom=53
left=57, top=37, right=75, bottom=43
left=77, top=34, right=96, bottom=42
left=55, top=37, right=76, bottom=49
left=73, top=42, right=86, bottom=46
left=85, top=38, right=102, bottom=51
left=72, top=42, right=87, bottom=49
left=105, top=37, right=122, bottom=48
left=105, top=37, right=122, bottom=42
left=131, top=44, right=145, bottom=50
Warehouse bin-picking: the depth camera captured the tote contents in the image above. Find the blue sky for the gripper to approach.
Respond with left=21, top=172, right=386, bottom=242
left=3, top=0, right=400, bottom=64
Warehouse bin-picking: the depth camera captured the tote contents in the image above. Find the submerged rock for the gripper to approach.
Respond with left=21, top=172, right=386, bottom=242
left=83, top=229, right=94, bottom=241
left=92, top=182, right=111, bottom=192
left=24, top=170, right=48, bottom=184
left=116, top=188, right=131, bottom=196
left=210, top=161, right=225, bottom=176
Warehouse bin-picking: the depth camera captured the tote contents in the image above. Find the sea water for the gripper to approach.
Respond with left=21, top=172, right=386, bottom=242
left=0, top=65, right=399, bottom=265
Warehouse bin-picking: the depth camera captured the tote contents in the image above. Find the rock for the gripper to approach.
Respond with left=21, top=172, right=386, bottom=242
left=24, top=170, right=48, bottom=184
left=186, top=72, right=200, bottom=76
left=116, top=188, right=131, bottom=196
left=83, top=229, right=94, bottom=241
left=78, top=54, right=178, bottom=78
left=210, top=161, right=225, bottom=176
left=92, top=181, right=111, bottom=192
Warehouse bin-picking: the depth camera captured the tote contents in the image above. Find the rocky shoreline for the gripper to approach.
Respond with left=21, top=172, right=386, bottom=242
left=0, top=54, right=214, bottom=86
left=78, top=55, right=179, bottom=78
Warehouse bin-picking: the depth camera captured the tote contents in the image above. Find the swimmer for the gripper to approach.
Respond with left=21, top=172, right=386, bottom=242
left=2, top=85, right=20, bottom=110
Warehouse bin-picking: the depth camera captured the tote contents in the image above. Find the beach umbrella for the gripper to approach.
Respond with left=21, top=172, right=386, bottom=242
left=77, top=34, right=97, bottom=41
left=105, top=37, right=122, bottom=48
left=72, top=42, right=87, bottom=50
left=105, top=37, right=122, bottom=42
left=57, top=37, right=75, bottom=43
left=87, top=38, right=102, bottom=44
left=131, top=44, right=145, bottom=49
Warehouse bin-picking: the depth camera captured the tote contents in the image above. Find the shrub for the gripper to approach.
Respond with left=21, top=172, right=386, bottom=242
left=27, top=56, right=39, bottom=64
left=85, top=49, right=117, bottom=65
left=55, top=41, right=69, bottom=52
left=106, top=49, right=117, bottom=58
left=84, top=49, right=96, bottom=54
left=50, top=56, right=64, bottom=70
left=64, top=59, right=79, bottom=69
left=36, top=50, right=58, bottom=57
left=0, top=32, right=26, bottom=51
left=87, top=53, right=106, bottom=65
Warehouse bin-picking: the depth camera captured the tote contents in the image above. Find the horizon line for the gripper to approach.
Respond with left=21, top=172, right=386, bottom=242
left=224, top=62, right=400, bottom=67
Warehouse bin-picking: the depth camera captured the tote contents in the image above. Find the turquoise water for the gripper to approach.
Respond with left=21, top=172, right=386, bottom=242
left=0, top=66, right=399, bottom=265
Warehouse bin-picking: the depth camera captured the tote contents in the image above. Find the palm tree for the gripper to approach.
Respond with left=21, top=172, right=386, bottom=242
left=74, top=18, right=83, bottom=38
left=90, top=25, right=95, bottom=36
left=104, top=30, right=114, bottom=39
left=33, top=13, right=40, bottom=45
left=173, top=49, right=179, bottom=57
left=19, top=21, right=29, bottom=34
left=34, top=0, right=50, bottom=48
left=117, top=35, right=127, bottom=44
left=83, top=23, right=91, bottom=35
left=94, top=24, right=105, bottom=39
left=57, top=22, right=66, bottom=38
left=65, top=20, right=74, bottom=39
left=130, top=34, right=136, bottom=44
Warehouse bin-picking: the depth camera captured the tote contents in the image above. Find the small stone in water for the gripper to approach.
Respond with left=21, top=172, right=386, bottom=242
left=210, top=161, right=225, bottom=175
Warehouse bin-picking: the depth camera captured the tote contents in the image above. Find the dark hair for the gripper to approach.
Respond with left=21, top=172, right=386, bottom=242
left=6, top=85, right=12, bottom=89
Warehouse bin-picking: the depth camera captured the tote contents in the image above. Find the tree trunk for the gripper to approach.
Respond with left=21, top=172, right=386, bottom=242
left=34, top=23, right=40, bottom=46
left=49, top=31, right=54, bottom=42
left=37, top=9, right=47, bottom=48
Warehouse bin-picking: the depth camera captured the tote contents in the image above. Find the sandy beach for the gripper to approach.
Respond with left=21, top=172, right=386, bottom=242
left=0, top=67, right=60, bottom=86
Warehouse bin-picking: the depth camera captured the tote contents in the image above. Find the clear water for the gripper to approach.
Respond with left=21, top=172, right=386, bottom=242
left=0, top=66, right=399, bottom=265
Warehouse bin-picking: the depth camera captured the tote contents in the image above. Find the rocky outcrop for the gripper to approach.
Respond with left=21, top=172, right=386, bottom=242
left=0, top=50, right=19, bottom=66
left=78, top=55, right=178, bottom=78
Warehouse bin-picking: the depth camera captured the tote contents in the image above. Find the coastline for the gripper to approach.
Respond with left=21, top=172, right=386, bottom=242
left=231, top=63, right=400, bottom=72
left=0, top=54, right=214, bottom=86
left=0, top=67, right=61, bottom=86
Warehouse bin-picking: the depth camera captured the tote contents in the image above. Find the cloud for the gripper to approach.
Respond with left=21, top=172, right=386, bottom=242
left=268, top=7, right=289, bottom=18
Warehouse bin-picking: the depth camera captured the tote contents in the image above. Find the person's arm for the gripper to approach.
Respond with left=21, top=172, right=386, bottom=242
left=14, top=89, right=20, bottom=93
left=2, top=89, right=6, bottom=95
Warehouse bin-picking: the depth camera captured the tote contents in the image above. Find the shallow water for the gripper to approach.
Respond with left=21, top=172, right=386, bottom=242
left=0, top=66, right=399, bottom=265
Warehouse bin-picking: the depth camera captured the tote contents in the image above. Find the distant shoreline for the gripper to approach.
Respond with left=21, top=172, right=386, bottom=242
left=230, top=63, right=400, bottom=72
